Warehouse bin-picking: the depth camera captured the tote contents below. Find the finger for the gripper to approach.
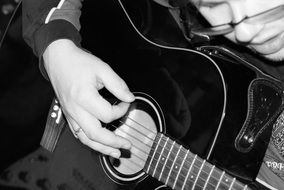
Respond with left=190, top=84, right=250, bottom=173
left=82, top=90, right=131, bottom=123
left=74, top=106, right=132, bottom=150
left=76, top=130, right=122, bottom=158
left=99, top=64, right=135, bottom=103
left=66, top=117, right=82, bottom=139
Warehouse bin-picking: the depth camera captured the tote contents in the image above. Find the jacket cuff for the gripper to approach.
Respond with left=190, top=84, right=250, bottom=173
left=34, top=19, right=82, bottom=79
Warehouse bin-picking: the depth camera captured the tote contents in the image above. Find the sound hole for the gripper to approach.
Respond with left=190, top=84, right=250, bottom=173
left=101, top=93, right=165, bottom=184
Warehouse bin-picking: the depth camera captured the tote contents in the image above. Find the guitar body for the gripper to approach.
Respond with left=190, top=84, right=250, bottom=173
left=81, top=0, right=282, bottom=183
left=1, top=0, right=283, bottom=189
left=78, top=0, right=283, bottom=189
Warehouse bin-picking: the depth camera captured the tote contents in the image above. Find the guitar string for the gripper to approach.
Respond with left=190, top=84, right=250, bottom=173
left=110, top=119, right=244, bottom=189
left=119, top=116, right=244, bottom=188
left=111, top=125, right=221, bottom=189
left=112, top=122, right=240, bottom=190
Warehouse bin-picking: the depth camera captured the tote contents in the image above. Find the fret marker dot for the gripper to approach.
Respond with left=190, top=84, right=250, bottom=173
left=190, top=175, right=194, bottom=179
left=53, top=105, right=59, bottom=111
left=51, top=112, right=57, bottom=118
left=175, top=165, right=178, bottom=169
left=225, top=178, right=228, bottom=182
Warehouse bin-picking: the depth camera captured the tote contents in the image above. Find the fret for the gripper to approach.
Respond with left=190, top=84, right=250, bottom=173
left=173, top=148, right=189, bottom=190
left=207, top=166, right=222, bottom=188
left=231, top=181, right=249, bottom=190
left=184, top=156, right=206, bottom=190
left=216, top=171, right=225, bottom=189
left=149, top=134, right=168, bottom=176
left=172, top=145, right=185, bottom=189
left=145, top=133, right=163, bottom=174
left=229, top=178, right=236, bottom=190
left=192, top=159, right=206, bottom=189
left=153, top=136, right=169, bottom=179
left=164, top=142, right=181, bottom=188
left=182, top=154, right=197, bottom=190
left=144, top=133, right=251, bottom=190
left=157, top=138, right=174, bottom=180
left=218, top=173, right=235, bottom=190
left=195, top=161, right=213, bottom=190
left=203, top=164, right=214, bottom=189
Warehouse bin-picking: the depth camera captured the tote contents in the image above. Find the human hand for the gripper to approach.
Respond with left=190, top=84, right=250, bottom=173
left=43, top=39, right=135, bottom=158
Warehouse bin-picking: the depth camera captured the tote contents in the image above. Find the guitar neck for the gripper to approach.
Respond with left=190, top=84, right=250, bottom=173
left=144, top=133, right=250, bottom=190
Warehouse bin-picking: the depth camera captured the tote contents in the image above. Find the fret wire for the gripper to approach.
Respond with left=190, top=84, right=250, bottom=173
left=164, top=142, right=179, bottom=185
left=219, top=173, right=238, bottom=190
left=149, top=144, right=241, bottom=189
left=229, top=177, right=236, bottom=190
left=182, top=156, right=211, bottom=190
left=149, top=143, right=236, bottom=189
left=154, top=158, right=227, bottom=190
left=115, top=121, right=233, bottom=186
left=159, top=140, right=175, bottom=181
left=182, top=154, right=197, bottom=190
left=226, top=172, right=247, bottom=189
left=152, top=155, right=238, bottom=190
left=146, top=133, right=163, bottom=173
left=172, top=145, right=185, bottom=190
left=119, top=127, right=213, bottom=179
left=111, top=122, right=245, bottom=189
left=154, top=136, right=169, bottom=178
left=117, top=119, right=213, bottom=178
left=204, top=165, right=215, bottom=189
left=216, top=171, right=225, bottom=189
left=150, top=146, right=246, bottom=190
left=193, top=159, right=206, bottom=189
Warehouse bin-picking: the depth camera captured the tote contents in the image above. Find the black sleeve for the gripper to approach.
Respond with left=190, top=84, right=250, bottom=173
left=22, top=0, right=82, bottom=78
left=22, top=0, right=81, bottom=57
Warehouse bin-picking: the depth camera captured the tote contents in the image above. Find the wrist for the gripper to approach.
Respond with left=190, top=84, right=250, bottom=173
left=43, top=39, right=77, bottom=71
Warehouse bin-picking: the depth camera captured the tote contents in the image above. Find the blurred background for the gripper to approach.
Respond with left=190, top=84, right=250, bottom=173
left=0, top=0, right=54, bottom=172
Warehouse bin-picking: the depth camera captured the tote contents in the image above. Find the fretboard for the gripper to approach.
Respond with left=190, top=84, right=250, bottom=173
left=144, top=133, right=250, bottom=190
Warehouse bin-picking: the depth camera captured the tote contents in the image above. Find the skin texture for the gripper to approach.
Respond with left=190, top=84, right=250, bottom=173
left=43, top=39, right=135, bottom=158
left=197, top=0, right=284, bottom=61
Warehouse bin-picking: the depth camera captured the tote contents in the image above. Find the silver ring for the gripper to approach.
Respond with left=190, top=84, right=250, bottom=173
left=74, top=128, right=83, bottom=136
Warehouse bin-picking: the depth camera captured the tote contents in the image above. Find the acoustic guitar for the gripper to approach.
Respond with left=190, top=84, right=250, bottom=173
left=1, top=0, right=283, bottom=189
left=40, top=0, right=284, bottom=189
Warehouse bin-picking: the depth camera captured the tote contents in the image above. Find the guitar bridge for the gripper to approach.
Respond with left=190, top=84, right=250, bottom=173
left=235, top=78, right=284, bottom=153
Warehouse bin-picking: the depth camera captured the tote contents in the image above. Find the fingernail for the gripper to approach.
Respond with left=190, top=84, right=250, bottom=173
left=128, top=94, right=135, bottom=102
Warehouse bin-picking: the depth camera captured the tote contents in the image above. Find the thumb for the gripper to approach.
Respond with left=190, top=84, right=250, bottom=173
left=100, top=65, right=135, bottom=103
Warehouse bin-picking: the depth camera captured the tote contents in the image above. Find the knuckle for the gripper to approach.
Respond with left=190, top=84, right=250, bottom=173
left=86, top=131, right=99, bottom=141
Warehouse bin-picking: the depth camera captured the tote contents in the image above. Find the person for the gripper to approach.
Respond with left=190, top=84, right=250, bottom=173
left=188, top=1, right=284, bottom=189
left=1, top=0, right=284, bottom=189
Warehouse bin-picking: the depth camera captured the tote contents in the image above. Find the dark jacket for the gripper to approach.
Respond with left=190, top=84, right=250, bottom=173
left=22, top=0, right=82, bottom=75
